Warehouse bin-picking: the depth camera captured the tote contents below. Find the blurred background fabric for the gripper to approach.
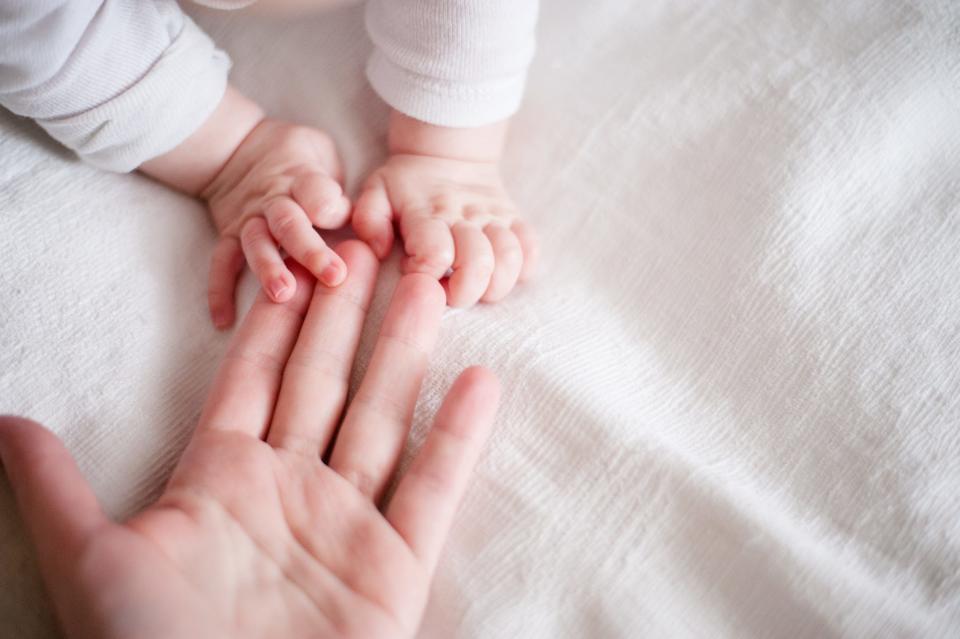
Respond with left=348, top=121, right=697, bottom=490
left=1, top=1, right=959, bottom=636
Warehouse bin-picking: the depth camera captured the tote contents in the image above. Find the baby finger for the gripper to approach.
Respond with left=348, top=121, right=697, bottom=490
left=241, top=216, right=296, bottom=303
left=446, top=223, right=494, bottom=308
left=401, top=216, right=455, bottom=278
left=481, top=224, right=523, bottom=303
left=511, top=219, right=540, bottom=282
left=265, top=197, right=346, bottom=288
left=208, top=236, right=246, bottom=329
left=291, top=172, right=350, bottom=229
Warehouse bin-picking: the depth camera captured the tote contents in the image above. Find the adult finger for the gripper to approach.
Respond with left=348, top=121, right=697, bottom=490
left=264, top=196, right=346, bottom=287
left=385, top=367, right=499, bottom=572
left=241, top=216, right=296, bottom=303
left=446, top=223, right=494, bottom=308
left=266, top=241, right=379, bottom=455
left=208, top=236, right=246, bottom=329
left=197, top=261, right=315, bottom=439
left=328, top=274, right=445, bottom=501
left=481, top=224, right=523, bottom=303
left=0, top=416, right=108, bottom=574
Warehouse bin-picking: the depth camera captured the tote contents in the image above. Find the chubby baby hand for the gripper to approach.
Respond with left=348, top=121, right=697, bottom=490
left=202, top=119, right=350, bottom=328
left=352, top=113, right=538, bottom=307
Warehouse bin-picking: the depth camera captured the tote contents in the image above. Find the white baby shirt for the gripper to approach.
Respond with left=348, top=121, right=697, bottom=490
left=0, top=0, right=538, bottom=171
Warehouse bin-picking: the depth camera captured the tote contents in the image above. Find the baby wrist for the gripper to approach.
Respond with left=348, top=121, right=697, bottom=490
left=387, top=110, right=508, bottom=163
left=139, top=86, right=265, bottom=196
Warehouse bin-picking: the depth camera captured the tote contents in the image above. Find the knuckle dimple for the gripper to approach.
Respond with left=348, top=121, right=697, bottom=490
left=463, top=205, right=485, bottom=221
left=430, top=193, right=455, bottom=212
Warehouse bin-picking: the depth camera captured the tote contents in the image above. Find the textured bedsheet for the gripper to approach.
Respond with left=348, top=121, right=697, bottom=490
left=2, top=1, right=959, bottom=636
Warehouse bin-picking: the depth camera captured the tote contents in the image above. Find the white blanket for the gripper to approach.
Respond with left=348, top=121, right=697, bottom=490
left=2, top=1, right=959, bottom=636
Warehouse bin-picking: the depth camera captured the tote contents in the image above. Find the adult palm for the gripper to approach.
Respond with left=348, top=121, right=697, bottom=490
left=0, top=241, right=499, bottom=639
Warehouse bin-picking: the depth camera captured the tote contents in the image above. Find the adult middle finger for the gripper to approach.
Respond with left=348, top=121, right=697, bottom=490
left=328, top=273, right=445, bottom=501
left=266, top=240, right=379, bottom=455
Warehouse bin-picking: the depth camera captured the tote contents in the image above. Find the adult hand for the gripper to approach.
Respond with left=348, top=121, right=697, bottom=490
left=0, top=240, right=500, bottom=639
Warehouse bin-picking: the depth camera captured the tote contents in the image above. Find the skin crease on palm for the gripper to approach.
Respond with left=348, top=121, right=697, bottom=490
left=139, top=87, right=540, bottom=330
left=0, top=241, right=502, bottom=639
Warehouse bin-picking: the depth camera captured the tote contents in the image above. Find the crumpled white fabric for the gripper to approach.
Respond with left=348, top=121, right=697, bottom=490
left=1, top=1, right=958, bottom=637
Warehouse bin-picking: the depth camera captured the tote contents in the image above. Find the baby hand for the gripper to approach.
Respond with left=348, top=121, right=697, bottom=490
left=352, top=113, right=539, bottom=307
left=202, top=119, right=350, bottom=327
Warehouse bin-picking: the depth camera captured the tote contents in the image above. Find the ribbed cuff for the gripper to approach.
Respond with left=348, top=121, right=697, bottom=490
left=37, top=17, right=231, bottom=172
left=366, top=49, right=526, bottom=128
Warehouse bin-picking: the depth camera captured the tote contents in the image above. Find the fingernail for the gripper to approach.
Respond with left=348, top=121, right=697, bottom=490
left=269, top=279, right=288, bottom=300
left=212, top=310, right=229, bottom=329
left=321, top=261, right=343, bottom=286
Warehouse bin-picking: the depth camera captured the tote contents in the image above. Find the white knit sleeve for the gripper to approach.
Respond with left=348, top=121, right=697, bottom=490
left=0, top=1, right=231, bottom=172
left=364, top=0, right=539, bottom=128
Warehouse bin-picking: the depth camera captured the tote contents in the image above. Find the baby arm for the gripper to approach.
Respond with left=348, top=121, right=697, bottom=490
left=0, top=1, right=348, bottom=329
left=140, top=88, right=350, bottom=328
left=357, top=0, right=541, bottom=307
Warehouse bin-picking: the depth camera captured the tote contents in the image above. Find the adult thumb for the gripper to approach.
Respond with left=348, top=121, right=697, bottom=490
left=0, top=416, right=107, bottom=574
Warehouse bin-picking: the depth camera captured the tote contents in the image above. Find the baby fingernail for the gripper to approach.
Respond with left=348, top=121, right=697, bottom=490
left=270, top=279, right=288, bottom=300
